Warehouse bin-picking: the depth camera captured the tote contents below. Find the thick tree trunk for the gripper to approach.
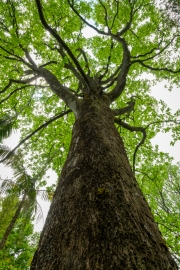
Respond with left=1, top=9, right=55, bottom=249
left=31, top=96, right=177, bottom=269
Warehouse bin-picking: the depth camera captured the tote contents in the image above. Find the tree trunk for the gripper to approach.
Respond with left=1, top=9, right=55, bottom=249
left=0, top=193, right=26, bottom=250
left=31, top=96, right=178, bottom=270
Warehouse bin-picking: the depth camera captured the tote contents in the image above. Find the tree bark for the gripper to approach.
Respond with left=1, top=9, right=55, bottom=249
left=31, top=96, right=178, bottom=269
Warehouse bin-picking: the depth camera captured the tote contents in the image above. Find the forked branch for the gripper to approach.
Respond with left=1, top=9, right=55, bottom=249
left=36, top=68, right=79, bottom=113
left=67, top=0, right=131, bottom=101
left=44, top=43, right=88, bottom=88
left=35, top=0, right=90, bottom=90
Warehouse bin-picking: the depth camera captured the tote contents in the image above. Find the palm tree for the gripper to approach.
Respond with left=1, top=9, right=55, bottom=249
left=0, top=116, right=52, bottom=250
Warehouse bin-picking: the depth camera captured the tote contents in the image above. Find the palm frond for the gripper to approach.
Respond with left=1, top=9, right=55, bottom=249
left=0, top=141, right=51, bottom=228
left=34, top=201, right=44, bottom=224
left=36, top=190, right=49, bottom=201
left=0, top=144, right=11, bottom=160
left=0, top=116, right=14, bottom=142
left=0, top=179, right=14, bottom=195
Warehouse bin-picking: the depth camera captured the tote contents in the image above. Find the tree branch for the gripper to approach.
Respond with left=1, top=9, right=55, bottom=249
left=0, top=44, right=35, bottom=70
left=0, top=84, right=47, bottom=105
left=76, top=48, right=91, bottom=76
left=135, top=169, right=158, bottom=182
left=42, top=43, right=88, bottom=89
left=0, top=76, right=40, bottom=94
left=101, top=65, right=121, bottom=85
left=56, top=45, right=88, bottom=89
left=0, top=85, right=30, bottom=105
left=37, top=67, right=79, bottom=114
left=115, top=118, right=180, bottom=173
left=131, top=60, right=180, bottom=74
left=98, top=0, right=109, bottom=30
left=0, top=110, right=71, bottom=164
left=114, top=118, right=146, bottom=173
left=99, top=40, right=114, bottom=80
left=107, top=38, right=131, bottom=102
left=110, top=0, right=119, bottom=30
left=113, top=99, right=135, bottom=116
left=68, top=0, right=131, bottom=37
left=67, top=0, right=109, bottom=36
left=35, top=0, right=90, bottom=90
left=131, top=35, right=179, bottom=63
left=67, top=0, right=132, bottom=100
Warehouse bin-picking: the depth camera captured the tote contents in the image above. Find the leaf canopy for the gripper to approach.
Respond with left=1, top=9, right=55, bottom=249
left=0, top=0, right=180, bottom=264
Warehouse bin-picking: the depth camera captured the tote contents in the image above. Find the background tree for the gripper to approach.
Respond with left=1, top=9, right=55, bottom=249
left=0, top=0, right=180, bottom=269
left=0, top=195, right=39, bottom=270
left=159, top=0, right=180, bottom=27
left=0, top=141, right=53, bottom=250
left=137, top=158, right=180, bottom=264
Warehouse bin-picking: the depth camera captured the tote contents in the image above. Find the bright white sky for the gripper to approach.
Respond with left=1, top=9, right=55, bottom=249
left=151, top=83, right=180, bottom=162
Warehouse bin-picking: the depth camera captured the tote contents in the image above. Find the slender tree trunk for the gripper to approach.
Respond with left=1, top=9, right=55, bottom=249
left=0, top=193, right=26, bottom=250
left=31, top=96, right=178, bottom=269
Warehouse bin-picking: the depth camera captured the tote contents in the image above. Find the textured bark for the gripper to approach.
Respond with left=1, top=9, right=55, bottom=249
left=31, top=96, right=177, bottom=270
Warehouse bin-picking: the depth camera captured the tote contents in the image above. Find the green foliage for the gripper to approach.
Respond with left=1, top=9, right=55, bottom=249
left=137, top=161, right=180, bottom=263
left=0, top=144, right=51, bottom=256
left=0, top=0, right=180, bottom=266
left=0, top=196, right=39, bottom=270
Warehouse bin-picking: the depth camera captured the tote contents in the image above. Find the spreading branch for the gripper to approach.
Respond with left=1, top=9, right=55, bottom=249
left=0, top=76, right=40, bottom=94
left=130, top=33, right=165, bottom=59
left=115, top=118, right=180, bottom=173
left=113, top=99, right=135, bottom=116
left=131, top=60, right=180, bottom=74
left=35, top=0, right=90, bottom=90
left=67, top=0, right=131, bottom=37
left=67, top=0, right=131, bottom=100
left=0, top=110, right=71, bottom=164
left=101, top=65, right=121, bottom=85
left=0, top=44, right=35, bottom=70
left=37, top=68, right=79, bottom=114
left=44, top=43, right=88, bottom=89
left=0, top=9, right=82, bottom=110
left=131, top=35, right=179, bottom=63
left=98, top=0, right=109, bottom=30
left=0, top=84, right=48, bottom=105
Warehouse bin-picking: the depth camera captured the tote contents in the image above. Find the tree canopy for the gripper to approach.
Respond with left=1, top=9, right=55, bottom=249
left=0, top=0, right=180, bottom=266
